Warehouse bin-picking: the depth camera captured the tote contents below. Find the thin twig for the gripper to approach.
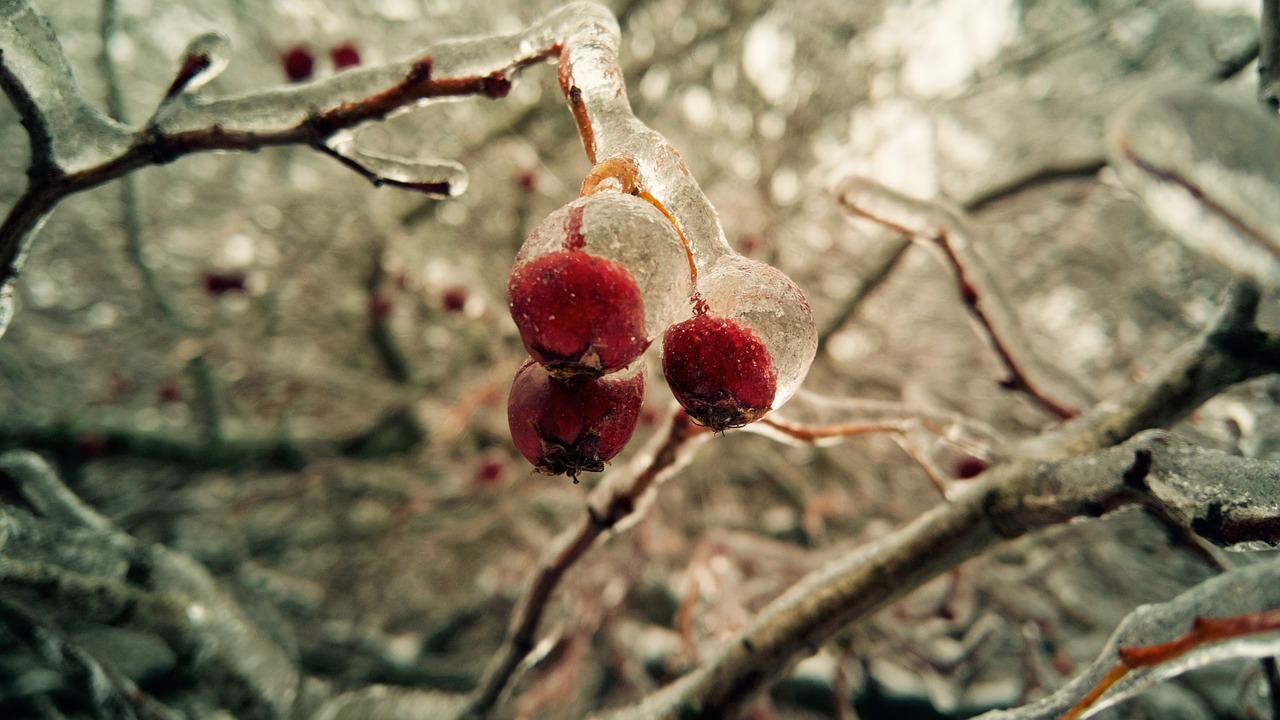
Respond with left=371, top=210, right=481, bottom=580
left=832, top=175, right=1099, bottom=419
left=98, top=0, right=187, bottom=327
left=816, top=236, right=911, bottom=355
left=462, top=409, right=709, bottom=720
left=593, top=283, right=1280, bottom=719
left=1, top=0, right=604, bottom=291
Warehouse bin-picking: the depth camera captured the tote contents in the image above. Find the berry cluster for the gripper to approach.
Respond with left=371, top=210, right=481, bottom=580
left=506, top=163, right=816, bottom=480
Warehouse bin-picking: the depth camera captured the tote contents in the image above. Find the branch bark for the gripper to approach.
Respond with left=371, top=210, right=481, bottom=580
left=594, top=282, right=1280, bottom=719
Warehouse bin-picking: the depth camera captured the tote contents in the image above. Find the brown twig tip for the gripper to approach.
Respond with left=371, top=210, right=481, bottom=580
left=164, top=53, right=212, bottom=99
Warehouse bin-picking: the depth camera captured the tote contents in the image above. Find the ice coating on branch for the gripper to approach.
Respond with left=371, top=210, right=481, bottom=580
left=514, top=192, right=693, bottom=342
left=975, top=560, right=1280, bottom=720
left=691, top=255, right=817, bottom=413
left=153, top=3, right=598, bottom=136
left=0, top=283, right=13, bottom=341
left=1108, top=88, right=1280, bottom=285
left=0, top=0, right=132, bottom=172
left=325, top=133, right=467, bottom=197
left=832, top=173, right=1093, bottom=415
left=557, top=6, right=735, bottom=271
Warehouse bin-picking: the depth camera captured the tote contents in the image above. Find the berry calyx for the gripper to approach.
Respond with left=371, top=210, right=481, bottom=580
left=662, top=312, right=778, bottom=431
left=507, top=360, right=645, bottom=481
left=508, top=249, right=648, bottom=377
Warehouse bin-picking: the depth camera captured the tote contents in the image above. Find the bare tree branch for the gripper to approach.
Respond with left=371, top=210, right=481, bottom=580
left=832, top=174, right=1094, bottom=419
left=593, top=282, right=1280, bottom=719
left=462, top=409, right=710, bottom=720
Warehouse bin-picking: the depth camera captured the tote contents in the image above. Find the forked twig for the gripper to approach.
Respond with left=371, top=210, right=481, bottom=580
left=832, top=174, right=1094, bottom=419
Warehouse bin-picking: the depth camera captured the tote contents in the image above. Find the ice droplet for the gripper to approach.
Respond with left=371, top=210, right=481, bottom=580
left=163, top=32, right=232, bottom=98
left=695, top=255, right=816, bottom=411
left=514, top=193, right=694, bottom=342
left=324, top=134, right=468, bottom=197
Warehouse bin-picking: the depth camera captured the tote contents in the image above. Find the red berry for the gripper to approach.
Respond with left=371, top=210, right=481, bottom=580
left=281, top=45, right=314, bottom=82
left=507, top=360, right=645, bottom=480
left=158, top=379, right=183, bottom=404
left=475, top=456, right=507, bottom=486
left=662, top=313, right=778, bottom=431
left=508, top=250, right=648, bottom=377
left=953, top=455, right=988, bottom=479
left=330, top=42, right=361, bottom=69
left=202, top=271, right=246, bottom=296
left=441, top=286, right=468, bottom=313
left=75, top=433, right=107, bottom=459
left=370, top=295, right=393, bottom=319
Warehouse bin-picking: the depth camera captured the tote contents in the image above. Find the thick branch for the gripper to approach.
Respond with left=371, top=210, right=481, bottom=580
left=596, top=285, right=1280, bottom=719
left=0, top=405, right=425, bottom=470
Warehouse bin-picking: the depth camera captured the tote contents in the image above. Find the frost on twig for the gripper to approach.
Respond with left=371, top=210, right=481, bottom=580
left=0, top=450, right=301, bottom=718
left=1108, top=87, right=1280, bottom=286
left=975, top=560, right=1280, bottom=720
left=831, top=174, right=1093, bottom=419
left=746, top=389, right=1004, bottom=496
left=0, top=0, right=609, bottom=335
left=594, top=282, right=1280, bottom=720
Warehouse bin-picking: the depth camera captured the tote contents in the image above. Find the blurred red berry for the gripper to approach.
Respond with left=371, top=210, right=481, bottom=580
left=507, top=360, right=645, bottom=481
left=371, top=295, right=393, bottom=319
left=202, top=271, right=246, bottom=296
left=281, top=45, right=314, bottom=82
left=475, top=457, right=507, bottom=486
left=441, top=287, right=468, bottom=313
left=330, top=42, right=361, bottom=69
left=662, top=313, right=777, bottom=431
left=75, top=433, right=107, bottom=460
left=953, top=455, right=989, bottom=479
left=517, top=170, right=538, bottom=193
left=508, top=250, right=648, bottom=377
left=158, top=379, right=183, bottom=404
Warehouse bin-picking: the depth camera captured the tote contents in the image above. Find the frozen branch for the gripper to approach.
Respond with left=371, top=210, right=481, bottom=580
left=832, top=174, right=1094, bottom=419
left=977, top=561, right=1280, bottom=720
left=1262, top=0, right=1280, bottom=109
left=0, top=596, right=184, bottom=720
left=1107, top=87, right=1280, bottom=286
left=555, top=4, right=735, bottom=269
left=594, top=282, right=1280, bottom=719
left=0, top=405, right=425, bottom=469
left=0, top=0, right=616, bottom=329
left=0, top=450, right=301, bottom=719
